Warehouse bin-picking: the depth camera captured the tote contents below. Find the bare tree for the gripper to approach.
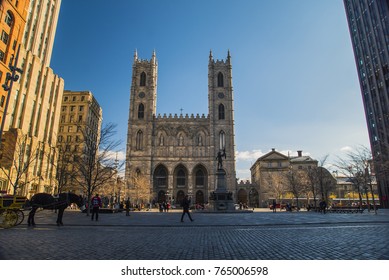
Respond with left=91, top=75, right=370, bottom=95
left=52, top=141, right=78, bottom=194
left=72, top=123, right=123, bottom=215
left=127, top=170, right=151, bottom=207
left=336, top=146, right=377, bottom=213
left=284, top=168, right=306, bottom=210
left=0, top=129, right=39, bottom=196
left=261, top=170, right=287, bottom=202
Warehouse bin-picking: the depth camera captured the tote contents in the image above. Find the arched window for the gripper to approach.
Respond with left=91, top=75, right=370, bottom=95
left=5, top=11, right=14, bottom=27
left=140, top=72, right=146, bottom=86
left=196, top=190, right=205, bottom=204
left=177, top=169, right=186, bottom=187
left=219, top=131, right=225, bottom=150
left=217, top=72, right=224, bottom=87
left=176, top=190, right=185, bottom=206
left=195, top=169, right=205, bottom=187
left=218, top=104, right=225, bottom=120
left=136, top=130, right=143, bottom=150
left=138, top=103, right=144, bottom=119
left=155, top=166, right=167, bottom=188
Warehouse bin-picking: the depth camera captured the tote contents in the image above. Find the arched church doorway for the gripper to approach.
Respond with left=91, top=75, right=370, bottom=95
left=195, top=190, right=204, bottom=204
left=237, top=189, right=248, bottom=204
left=157, top=190, right=166, bottom=203
left=176, top=190, right=185, bottom=206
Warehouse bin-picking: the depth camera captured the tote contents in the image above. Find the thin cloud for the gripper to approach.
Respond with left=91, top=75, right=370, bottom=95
left=235, top=149, right=264, bottom=162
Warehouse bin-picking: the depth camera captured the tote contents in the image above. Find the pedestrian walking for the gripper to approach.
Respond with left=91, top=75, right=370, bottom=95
left=125, top=198, right=130, bottom=216
left=180, top=195, right=194, bottom=222
left=91, top=193, right=102, bottom=221
left=319, top=199, right=327, bottom=214
left=272, top=199, right=277, bottom=213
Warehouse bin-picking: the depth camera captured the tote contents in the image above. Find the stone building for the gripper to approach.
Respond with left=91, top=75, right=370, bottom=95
left=125, top=50, right=236, bottom=206
left=0, top=0, right=29, bottom=128
left=56, top=90, right=102, bottom=194
left=0, top=0, right=63, bottom=197
left=250, top=149, right=318, bottom=207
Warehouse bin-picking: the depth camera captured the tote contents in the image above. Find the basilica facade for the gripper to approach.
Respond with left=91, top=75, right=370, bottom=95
left=125, top=50, right=236, bottom=206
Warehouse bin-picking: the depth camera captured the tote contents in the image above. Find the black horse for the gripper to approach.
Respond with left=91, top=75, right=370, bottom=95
left=27, top=192, right=84, bottom=226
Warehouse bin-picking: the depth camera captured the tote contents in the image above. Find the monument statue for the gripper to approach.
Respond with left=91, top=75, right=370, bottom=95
left=216, top=148, right=226, bottom=169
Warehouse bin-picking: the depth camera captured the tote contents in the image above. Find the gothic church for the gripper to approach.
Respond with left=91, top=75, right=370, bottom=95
left=125, top=50, right=236, bottom=206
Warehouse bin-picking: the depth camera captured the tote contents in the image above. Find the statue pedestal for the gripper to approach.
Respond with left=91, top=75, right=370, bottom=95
left=210, top=169, right=235, bottom=211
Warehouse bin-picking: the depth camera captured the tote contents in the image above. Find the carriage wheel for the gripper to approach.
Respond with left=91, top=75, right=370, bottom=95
left=15, top=210, right=24, bottom=226
left=0, top=210, right=18, bottom=229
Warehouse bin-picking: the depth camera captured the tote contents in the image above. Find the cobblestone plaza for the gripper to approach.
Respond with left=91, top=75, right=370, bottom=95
left=1, top=209, right=389, bottom=260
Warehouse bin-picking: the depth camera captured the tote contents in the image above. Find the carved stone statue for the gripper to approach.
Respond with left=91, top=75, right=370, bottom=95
left=216, top=148, right=226, bottom=169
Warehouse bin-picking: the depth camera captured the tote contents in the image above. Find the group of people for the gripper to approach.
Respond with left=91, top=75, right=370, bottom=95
left=158, top=201, right=171, bottom=212
left=88, top=193, right=194, bottom=222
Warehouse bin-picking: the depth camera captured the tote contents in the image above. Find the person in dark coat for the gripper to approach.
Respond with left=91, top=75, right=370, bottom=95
left=91, top=193, right=102, bottom=221
left=125, top=198, right=130, bottom=216
left=181, top=195, right=194, bottom=222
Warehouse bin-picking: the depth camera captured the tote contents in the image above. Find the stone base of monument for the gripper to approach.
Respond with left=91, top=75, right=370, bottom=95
left=205, top=168, right=252, bottom=213
left=210, top=191, right=236, bottom=211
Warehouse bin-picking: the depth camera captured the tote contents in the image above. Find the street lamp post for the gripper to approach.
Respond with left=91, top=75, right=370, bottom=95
left=0, top=45, right=23, bottom=145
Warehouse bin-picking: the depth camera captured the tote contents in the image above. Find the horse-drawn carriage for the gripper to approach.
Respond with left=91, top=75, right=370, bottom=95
left=0, top=191, right=26, bottom=229
left=1, top=191, right=84, bottom=228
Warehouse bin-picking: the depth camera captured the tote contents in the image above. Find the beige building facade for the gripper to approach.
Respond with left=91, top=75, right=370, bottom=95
left=249, top=149, right=318, bottom=207
left=0, top=0, right=63, bottom=197
left=57, top=90, right=102, bottom=194
left=125, top=51, right=236, bottom=206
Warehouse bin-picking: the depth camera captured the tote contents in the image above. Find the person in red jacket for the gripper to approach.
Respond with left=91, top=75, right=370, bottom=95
left=91, top=193, right=102, bottom=221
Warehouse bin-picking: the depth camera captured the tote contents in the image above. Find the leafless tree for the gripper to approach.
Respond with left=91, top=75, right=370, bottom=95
left=261, top=170, right=287, bottom=202
left=127, top=170, right=151, bottom=206
left=72, top=123, right=124, bottom=215
left=0, top=129, right=39, bottom=196
left=336, top=146, right=377, bottom=213
left=284, top=168, right=306, bottom=210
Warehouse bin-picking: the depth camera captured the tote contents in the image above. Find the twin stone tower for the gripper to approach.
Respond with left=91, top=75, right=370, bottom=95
left=125, top=50, right=236, bottom=210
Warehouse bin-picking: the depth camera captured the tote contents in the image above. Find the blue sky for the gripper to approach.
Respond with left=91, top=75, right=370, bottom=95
left=50, top=0, right=370, bottom=180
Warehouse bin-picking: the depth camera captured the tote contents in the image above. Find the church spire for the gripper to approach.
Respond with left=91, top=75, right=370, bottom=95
left=209, top=49, right=213, bottom=62
left=227, top=49, right=231, bottom=64
left=134, top=49, right=138, bottom=61
left=151, top=49, right=156, bottom=64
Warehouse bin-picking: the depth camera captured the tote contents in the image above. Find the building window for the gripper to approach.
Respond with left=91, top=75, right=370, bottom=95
left=219, top=131, right=225, bottom=150
left=155, top=167, right=167, bottom=188
left=136, top=130, right=143, bottom=150
left=70, top=106, right=75, bottom=112
left=5, top=11, right=14, bottom=27
left=217, top=72, right=224, bottom=87
left=78, top=115, right=83, bottom=122
left=140, top=72, right=146, bottom=86
left=0, top=50, right=5, bottom=62
left=195, top=169, right=205, bottom=187
left=138, top=103, right=144, bottom=119
left=218, top=104, right=225, bottom=120
left=176, top=169, right=186, bottom=187
left=1, top=31, right=9, bottom=45
left=81, top=96, right=85, bottom=101
left=79, top=105, right=84, bottom=112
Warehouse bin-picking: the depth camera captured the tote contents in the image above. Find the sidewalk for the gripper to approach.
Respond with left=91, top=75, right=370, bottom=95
left=23, top=207, right=389, bottom=227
